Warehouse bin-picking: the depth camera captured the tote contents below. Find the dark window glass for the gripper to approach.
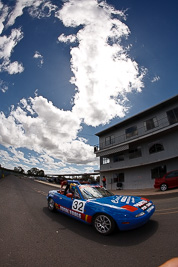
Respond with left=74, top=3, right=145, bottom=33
left=151, top=165, right=167, bottom=178
left=118, top=173, right=125, bottom=182
left=166, top=171, right=178, bottom=178
left=149, top=143, right=164, bottom=154
left=113, top=173, right=125, bottom=183
left=129, top=146, right=142, bottom=159
left=167, top=107, right=178, bottom=125
left=144, top=117, right=158, bottom=131
left=126, top=126, right=138, bottom=138
left=105, top=137, right=110, bottom=146
left=113, top=153, right=124, bottom=162
left=105, top=135, right=115, bottom=146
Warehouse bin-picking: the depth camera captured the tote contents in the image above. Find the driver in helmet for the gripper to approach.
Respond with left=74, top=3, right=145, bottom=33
left=64, top=180, right=78, bottom=195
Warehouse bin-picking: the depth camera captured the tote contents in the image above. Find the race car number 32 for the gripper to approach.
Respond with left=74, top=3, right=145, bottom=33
left=72, top=200, right=85, bottom=213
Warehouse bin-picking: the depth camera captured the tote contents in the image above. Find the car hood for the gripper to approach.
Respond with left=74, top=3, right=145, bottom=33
left=88, top=195, right=151, bottom=210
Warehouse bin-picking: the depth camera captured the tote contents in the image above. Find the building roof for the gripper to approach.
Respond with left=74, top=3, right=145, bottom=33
left=95, top=94, right=178, bottom=137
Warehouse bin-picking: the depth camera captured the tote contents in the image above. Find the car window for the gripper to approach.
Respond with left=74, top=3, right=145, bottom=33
left=166, top=171, right=178, bottom=178
left=79, top=186, right=114, bottom=200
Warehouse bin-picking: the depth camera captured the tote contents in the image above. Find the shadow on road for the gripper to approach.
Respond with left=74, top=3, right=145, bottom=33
left=43, top=207, right=158, bottom=247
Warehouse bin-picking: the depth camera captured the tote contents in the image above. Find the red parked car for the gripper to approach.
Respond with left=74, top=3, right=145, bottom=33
left=154, top=170, right=178, bottom=191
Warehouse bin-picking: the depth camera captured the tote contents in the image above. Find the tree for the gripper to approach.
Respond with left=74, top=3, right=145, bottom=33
left=27, top=168, right=44, bottom=177
left=14, top=166, right=24, bottom=174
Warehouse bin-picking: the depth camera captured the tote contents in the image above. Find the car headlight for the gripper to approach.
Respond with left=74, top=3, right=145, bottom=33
left=135, top=212, right=145, bottom=217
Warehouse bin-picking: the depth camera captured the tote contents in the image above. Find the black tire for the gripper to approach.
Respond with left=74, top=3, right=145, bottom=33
left=93, top=214, right=116, bottom=235
left=48, top=198, right=56, bottom=212
left=160, top=183, right=168, bottom=191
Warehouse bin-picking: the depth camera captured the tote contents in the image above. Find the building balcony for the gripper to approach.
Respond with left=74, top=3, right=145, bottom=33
left=94, top=121, right=178, bottom=157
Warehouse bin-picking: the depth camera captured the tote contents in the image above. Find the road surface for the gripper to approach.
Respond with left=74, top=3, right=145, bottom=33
left=0, top=175, right=177, bottom=267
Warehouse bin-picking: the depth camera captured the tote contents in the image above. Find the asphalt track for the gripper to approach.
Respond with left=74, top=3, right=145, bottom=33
left=0, top=175, right=178, bottom=267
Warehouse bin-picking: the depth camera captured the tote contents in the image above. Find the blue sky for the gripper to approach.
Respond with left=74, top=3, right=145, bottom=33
left=0, top=0, right=177, bottom=174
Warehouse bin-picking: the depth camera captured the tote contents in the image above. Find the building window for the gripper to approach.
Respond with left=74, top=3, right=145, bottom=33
left=144, top=117, right=158, bottom=131
left=149, top=143, right=164, bottom=154
left=113, top=153, right=124, bottom=162
left=113, top=173, right=125, bottom=183
left=125, top=126, right=138, bottom=139
left=129, top=146, right=142, bottom=159
left=167, top=107, right=178, bottom=125
left=101, top=157, right=110, bottom=165
left=105, top=135, right=115, bottom=146
left=151, top=165, right=167, bottom=179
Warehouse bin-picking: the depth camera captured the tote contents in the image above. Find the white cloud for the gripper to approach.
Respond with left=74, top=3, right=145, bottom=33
left=0, top=28, right=24, bottom=74
left=0, top=0, right=146, bottom=173
left=0, top=0, right=56, bottom=74
left=151, top=75, right=160, bottom=83
left=33, top=51, right=44, bottom=67
left=6, top=0, right=44, bottom=27
left=0, top=79, right=8, bottom=92
left=56, top=0, right=146, bottom=126
left=28, top=1, right=57, bottom=18
left=0, top=95, right=97, bottom=167
left=0, top=1, right=9, bottom=34
left=58, top=33, right=77, bottom=43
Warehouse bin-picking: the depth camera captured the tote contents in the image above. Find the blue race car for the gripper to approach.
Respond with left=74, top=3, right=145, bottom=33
left=47, top=180, right=155, bottom=235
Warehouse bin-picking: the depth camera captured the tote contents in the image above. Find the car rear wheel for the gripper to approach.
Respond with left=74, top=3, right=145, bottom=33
left=48, top=198, right=56, bottom=211
left=160, top=183, right=168, bottom=191
left=93, top=214, right=115, bottom=235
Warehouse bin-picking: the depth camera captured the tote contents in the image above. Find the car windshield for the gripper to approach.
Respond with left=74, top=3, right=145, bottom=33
left=79, top=186, right=114, bottom=200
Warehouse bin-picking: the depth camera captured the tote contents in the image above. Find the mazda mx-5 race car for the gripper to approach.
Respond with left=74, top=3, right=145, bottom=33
left=47, top=180, right=155, bottom=235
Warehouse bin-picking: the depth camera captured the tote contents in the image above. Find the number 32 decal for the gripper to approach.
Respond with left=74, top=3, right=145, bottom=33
left=72, top=200, right=85, bottom=213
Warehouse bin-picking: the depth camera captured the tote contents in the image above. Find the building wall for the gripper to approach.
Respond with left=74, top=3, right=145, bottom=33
left=98, top=99, right=178, bottom=151
left=100, top=157, right=178, bottom=190
left=97, top=96, right=178, bottom=189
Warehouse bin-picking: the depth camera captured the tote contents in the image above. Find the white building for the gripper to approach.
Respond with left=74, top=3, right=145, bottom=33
left=94, top=95, right=178, bottom=190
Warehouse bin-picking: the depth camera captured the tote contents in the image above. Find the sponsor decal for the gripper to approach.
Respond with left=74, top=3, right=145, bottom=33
left=111, top=196, right=135, bottom=204
left=57, top=205, right=82, bottom=219
left=134, top=200, right=148, bottom=208
left=134, top=200, right=153, bottom=211
left=146, top=205, right=154, bottom=213
left=56, top=203, right=92, bottom=222
left=111, top=196, right=121, bottom=204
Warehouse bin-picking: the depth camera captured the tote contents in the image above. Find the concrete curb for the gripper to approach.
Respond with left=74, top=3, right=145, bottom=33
left=111, top=188, right=178, bottom=199
left=35, top=179, right=178, bottom=199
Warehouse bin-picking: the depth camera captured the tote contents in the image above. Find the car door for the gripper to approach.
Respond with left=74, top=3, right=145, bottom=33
left=71, top=188, right=86, bottom=215
left=56, top=188, right=86, bottom=220
left=56, top=193, right=73, bottom=210
left=166, top=171, right=177, bottom=188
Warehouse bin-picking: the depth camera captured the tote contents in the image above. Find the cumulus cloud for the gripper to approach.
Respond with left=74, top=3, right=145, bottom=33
left=0, top=0, right=146, bottom=173
left=56, top=0, right=146, bottom=126
left=0, top=1, right=9, bottom=34
left=58, top=33, right=77, bottom=43
left=0, top=0, right=57, bottom=75
left=0, top=28, right=24, bottom=74
left=0, top=95, right=97, bottom=167
left=5, top=0, right=44, bottom=27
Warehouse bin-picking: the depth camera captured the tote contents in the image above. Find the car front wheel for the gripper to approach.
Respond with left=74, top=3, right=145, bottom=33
left=160, top=183, right=168, bottom=191
left=48, top=198, right=56, bottom=211
left=93, top=214, right=115, bottom=235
